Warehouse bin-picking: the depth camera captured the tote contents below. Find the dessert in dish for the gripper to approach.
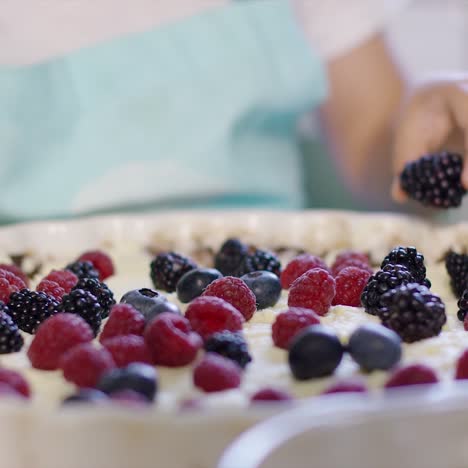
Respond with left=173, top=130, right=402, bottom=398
left=0, top=219, right=467, bottom=411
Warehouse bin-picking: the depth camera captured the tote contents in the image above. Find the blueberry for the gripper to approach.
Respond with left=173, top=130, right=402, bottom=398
left=63, top=389, right=108, bottom=405
left=347, top=323, right=402, bottom=372
left=176, top=268, right=223, bottom=303
left=120, top=288, right=180, bottom=322
left=241, top=271, right=281, bottom=309
left=97, top=363, right=158, bottom=401
left=288, top=325, right=344, bottom=380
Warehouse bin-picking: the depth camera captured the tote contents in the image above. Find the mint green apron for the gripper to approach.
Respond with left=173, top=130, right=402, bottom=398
left=0, top=0, right=327, bottom=223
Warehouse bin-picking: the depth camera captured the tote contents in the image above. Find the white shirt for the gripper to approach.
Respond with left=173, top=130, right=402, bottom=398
left=0, top=0, right=407, bottom=65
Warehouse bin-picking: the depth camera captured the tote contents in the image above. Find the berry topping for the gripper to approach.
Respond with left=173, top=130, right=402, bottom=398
left=8, top=289, right=60, bottom=334
left=330, top=251, right=370, bottom=277
left=193, top=353, right=242, bottom=393
left=214, top=239, right=248, bottom=276
left=379, top=283, right=446, bottom=343
left=59, top=289, right=103, bottom=336
left=241, top=271, right=281, bottom=310
left=176, top=268, right=223, bottom=304
left=381, top=246, right=429, bottom=286
left=110, top=390, right=150, bottom=407
left=28, top=314, right=94, bottom=370
left=0, top=383, right=26, bottom=399
left=287, top=268, right=336, bottom=316
left=42, top=269, right=78, bottom=293
left=455, top=349, right=468, bottom=380
left=445, top=250, right=468, bottom=298
left=457, top=289, right=468, bottom=322
left=65, top=260, right=100, bottom=281
left=280, top=254, right=328, bottom=290
left=288, top=325, right=344, bottom=380
left=250, top=388, right=293, bottom=403
left=204, top=331, right=252, bottom=369
left=0, top=264, right=29, bottom=287
left=36, top=280, right=66, bottom=301
left=321, top=379, right=368, bottom=395
left=202, top=276, right=256, bottom=321
left=0, top=368, right=30, bottom=398
left=97, top=363, right=158, bottom=401
left=238, top=248, right=281, bottom=277
left=0, top=309, right=23, bottom=353
left=0, top=269, right=27, bottom=304
left=347, top=323, right=402, bottom=372
left=72, top=277, right=115, bottom=319
left=120, top=288, right=180, bottom=323
left=150, top=252, right=197, bottom=293
left=78, top=250, right=115, bottom=281
left=63, top=389, right=108, bottom=405
left=400, top=152, right=466, bottom=208
left=385, top=364, right=439, bottom=388
left=332, top=266, right=372, bottom=307
left=102, top=335, right=153, bottom=367
left=272, top=307, right=320, bottom=350
left=99, top=304, right=146, bottom=343
left=185, top=296, right=244, bottom=341
left=144, top=313, right=202, bottom=367
left=60, top=343, right=116, bottom=388
left=361, top=264, right=414, bottom=316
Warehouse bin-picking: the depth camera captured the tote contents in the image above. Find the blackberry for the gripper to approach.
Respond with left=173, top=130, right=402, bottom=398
left=379, top=283, right=446, bottom=343
left=0, top=304, right=23, bottom=353
left=238, top=249, right=281, bottom=277
left=400, top=152, right=466, bottom=208
left=361, top=264, right=413, bottom=316
left=8, top=289, right=60, bottom=334
left=66, top=260, right=100, bottom=280
left=59, top=289, right=102, bottom=336
left=204, top=331, right=252, bottom=369
left=457, top=289, right=468, bottom=322
left=73, top=277, right=115, bottom=318
left=214, top=239, right=247, bottom=276
left=150, top=252, right=197, bottom=293
left=445, top=250, right=468, bottom=298
left=381, top=246, right=429, bottom=286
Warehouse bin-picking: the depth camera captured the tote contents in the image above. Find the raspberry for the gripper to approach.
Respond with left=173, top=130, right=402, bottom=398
left=272, top=307, right=320, bottom=349
left=43, top=270, right=78, bottom=293
left=0, top=270, right=26, bottom=304
left=331, top=251, right=370, bottom=276
left=144, top=313, right=202, bottom=367
left=185, top=296, right=244, bottom=341
left=193, top=353, right=242, bottom=393
left=60, top=343, right=116, bottom=388
left=59, top=289, right=102, bottom=336
left=332, top=267, right=372, bottom=307
left=99, top=304, right=145, bottom=343
left=150, top=252, right=197, bottom=293
left=72, top=277, right=115, bottom=318
left=250, top=388, right=293, bottom=402
left=455, top=349, right=468, bottom=379
left=238, top=248, right=281, bottom=277
left=0, top=383, right=25, bottom=399
left=332, top=258, right=372, bottom=277
left=78, top=250, right=115, bottom=281
left=0, top=368, right=30, bottom=398
left=204, top=331, right=252, bottom=369
left=0, top=264, right=29, bottom=287
left=400, top=152, right=466, bottom=208
left=102, top=335, right=153, bottom=367
left=321, top=379, right=368, bottom=395
left=280, top=254, right=328, bottom=290
left=0, top=309, right=24, bottom=353
left=287, top=268, right=336, bottom=316
left=385, top=364, right=439, bottom=388
left=8, top=289, right=60, bottom=334
left=27, top=313, right=94, bottom=370
left=202, top=277, right=256, bottom=321
left=214, top=238, right=248, bottom=276
left=65, top=261, right=100, bottom=281
left=36, top=280, right=66, bottom=301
